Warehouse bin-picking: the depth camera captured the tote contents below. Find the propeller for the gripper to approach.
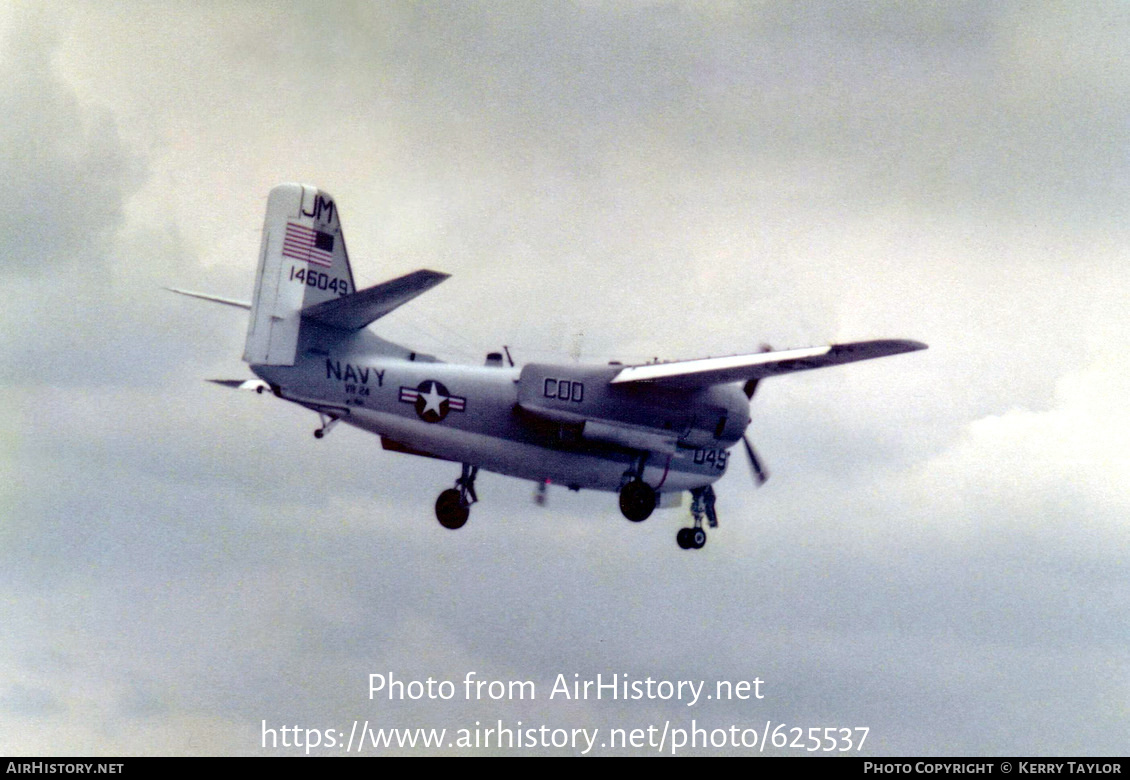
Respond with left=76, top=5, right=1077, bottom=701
left=739, top=342, right=772, bottom=487
left=742, top=434, right=769, bottom=486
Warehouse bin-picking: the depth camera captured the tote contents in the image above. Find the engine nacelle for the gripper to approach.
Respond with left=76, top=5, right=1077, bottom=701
left=516, top=362, right=748, bottom=450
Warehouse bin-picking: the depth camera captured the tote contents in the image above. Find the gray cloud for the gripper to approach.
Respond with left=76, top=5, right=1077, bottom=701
left=1, top=0, right=1126, bottom=757
left=0, top=7, right=143, bottom=275
left=1, top=684, right=66, bottom=718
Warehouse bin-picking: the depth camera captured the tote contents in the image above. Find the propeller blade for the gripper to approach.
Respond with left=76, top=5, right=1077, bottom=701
left=743, top=435, right=769, bottom=486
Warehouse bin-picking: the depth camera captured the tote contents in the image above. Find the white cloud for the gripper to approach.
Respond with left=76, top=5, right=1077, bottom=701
left=905, top=352, right=1130, bottom=544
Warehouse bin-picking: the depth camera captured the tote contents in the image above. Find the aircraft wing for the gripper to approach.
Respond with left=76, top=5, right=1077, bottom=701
left=610, top=339, right=927, bottom=389
left=300, top=269, right=450, bottom=331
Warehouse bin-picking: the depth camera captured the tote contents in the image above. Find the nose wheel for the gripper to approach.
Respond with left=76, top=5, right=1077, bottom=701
left=677, top=527, right=706, bottom=549
left=677, top=485, right=717, bottom=550
left=435, top=464, right=478, bottom=530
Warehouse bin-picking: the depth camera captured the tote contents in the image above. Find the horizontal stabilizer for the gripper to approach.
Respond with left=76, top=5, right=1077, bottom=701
left=300, top=269, right=450, bottom=331
left=165, top=288, right=251, bottom=310
left=610, top=339, right=928, bottom=389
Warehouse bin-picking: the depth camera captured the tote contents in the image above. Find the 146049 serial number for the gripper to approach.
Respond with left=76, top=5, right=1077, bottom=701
left=289, top=266, right=349, bottom=296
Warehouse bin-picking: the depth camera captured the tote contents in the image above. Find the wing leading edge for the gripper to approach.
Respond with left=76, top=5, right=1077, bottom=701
left=610, top=339, right=927, bottom=389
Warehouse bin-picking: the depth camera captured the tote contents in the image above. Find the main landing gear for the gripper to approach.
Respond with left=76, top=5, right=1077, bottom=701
left=618, top=452, right=656, bottom=522
left=435, top=464, right=479, bottom=530
left=677, top=485, right=718, bottom=550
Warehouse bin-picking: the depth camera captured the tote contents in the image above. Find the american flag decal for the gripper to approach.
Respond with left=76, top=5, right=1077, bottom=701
left=282, top=222, right=335, bottom=268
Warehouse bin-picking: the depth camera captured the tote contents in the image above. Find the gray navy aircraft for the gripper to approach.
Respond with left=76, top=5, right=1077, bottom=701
left=171, top=184, right=926, bottom=550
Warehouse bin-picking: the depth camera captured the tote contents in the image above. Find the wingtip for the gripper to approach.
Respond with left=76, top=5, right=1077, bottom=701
left=832, top=338, right=928, bottom=355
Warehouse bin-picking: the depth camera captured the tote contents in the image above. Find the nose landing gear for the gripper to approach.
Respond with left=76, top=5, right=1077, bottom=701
left=677, top=485, right=717, bottom=550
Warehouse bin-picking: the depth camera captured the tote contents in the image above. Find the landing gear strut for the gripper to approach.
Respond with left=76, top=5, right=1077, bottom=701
left=313, top=413, right=339, bottom=439
left=435, top=463, right=478, bottom=530
left=618, top=452, right=656, bottom=522
left=677, top=485, right=717, bottom=550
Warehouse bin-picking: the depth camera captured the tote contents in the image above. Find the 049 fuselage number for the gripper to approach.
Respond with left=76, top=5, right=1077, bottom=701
left=289, top=266, right=349, bottom=296
left=693, top=448, right=728, bottom=471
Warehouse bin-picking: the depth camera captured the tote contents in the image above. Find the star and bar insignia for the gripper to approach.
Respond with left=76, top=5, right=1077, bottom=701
left=399, top=380, right=467, bottom=423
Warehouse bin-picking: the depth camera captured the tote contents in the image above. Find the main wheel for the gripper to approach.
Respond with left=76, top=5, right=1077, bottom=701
left=435, top=488, right=469, bottom=530
left=619, top=480, right=656, bottom=522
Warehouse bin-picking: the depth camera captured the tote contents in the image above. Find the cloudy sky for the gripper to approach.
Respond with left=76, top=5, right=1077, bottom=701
left=1, top=1, right=1126, bottom=756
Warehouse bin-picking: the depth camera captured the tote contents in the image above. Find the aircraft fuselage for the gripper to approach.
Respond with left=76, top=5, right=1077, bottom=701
left=251, top=323, right=747, bottom=494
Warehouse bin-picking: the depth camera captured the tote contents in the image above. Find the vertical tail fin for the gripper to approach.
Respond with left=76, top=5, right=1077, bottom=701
left=243, top=184, right=356, bottom=365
